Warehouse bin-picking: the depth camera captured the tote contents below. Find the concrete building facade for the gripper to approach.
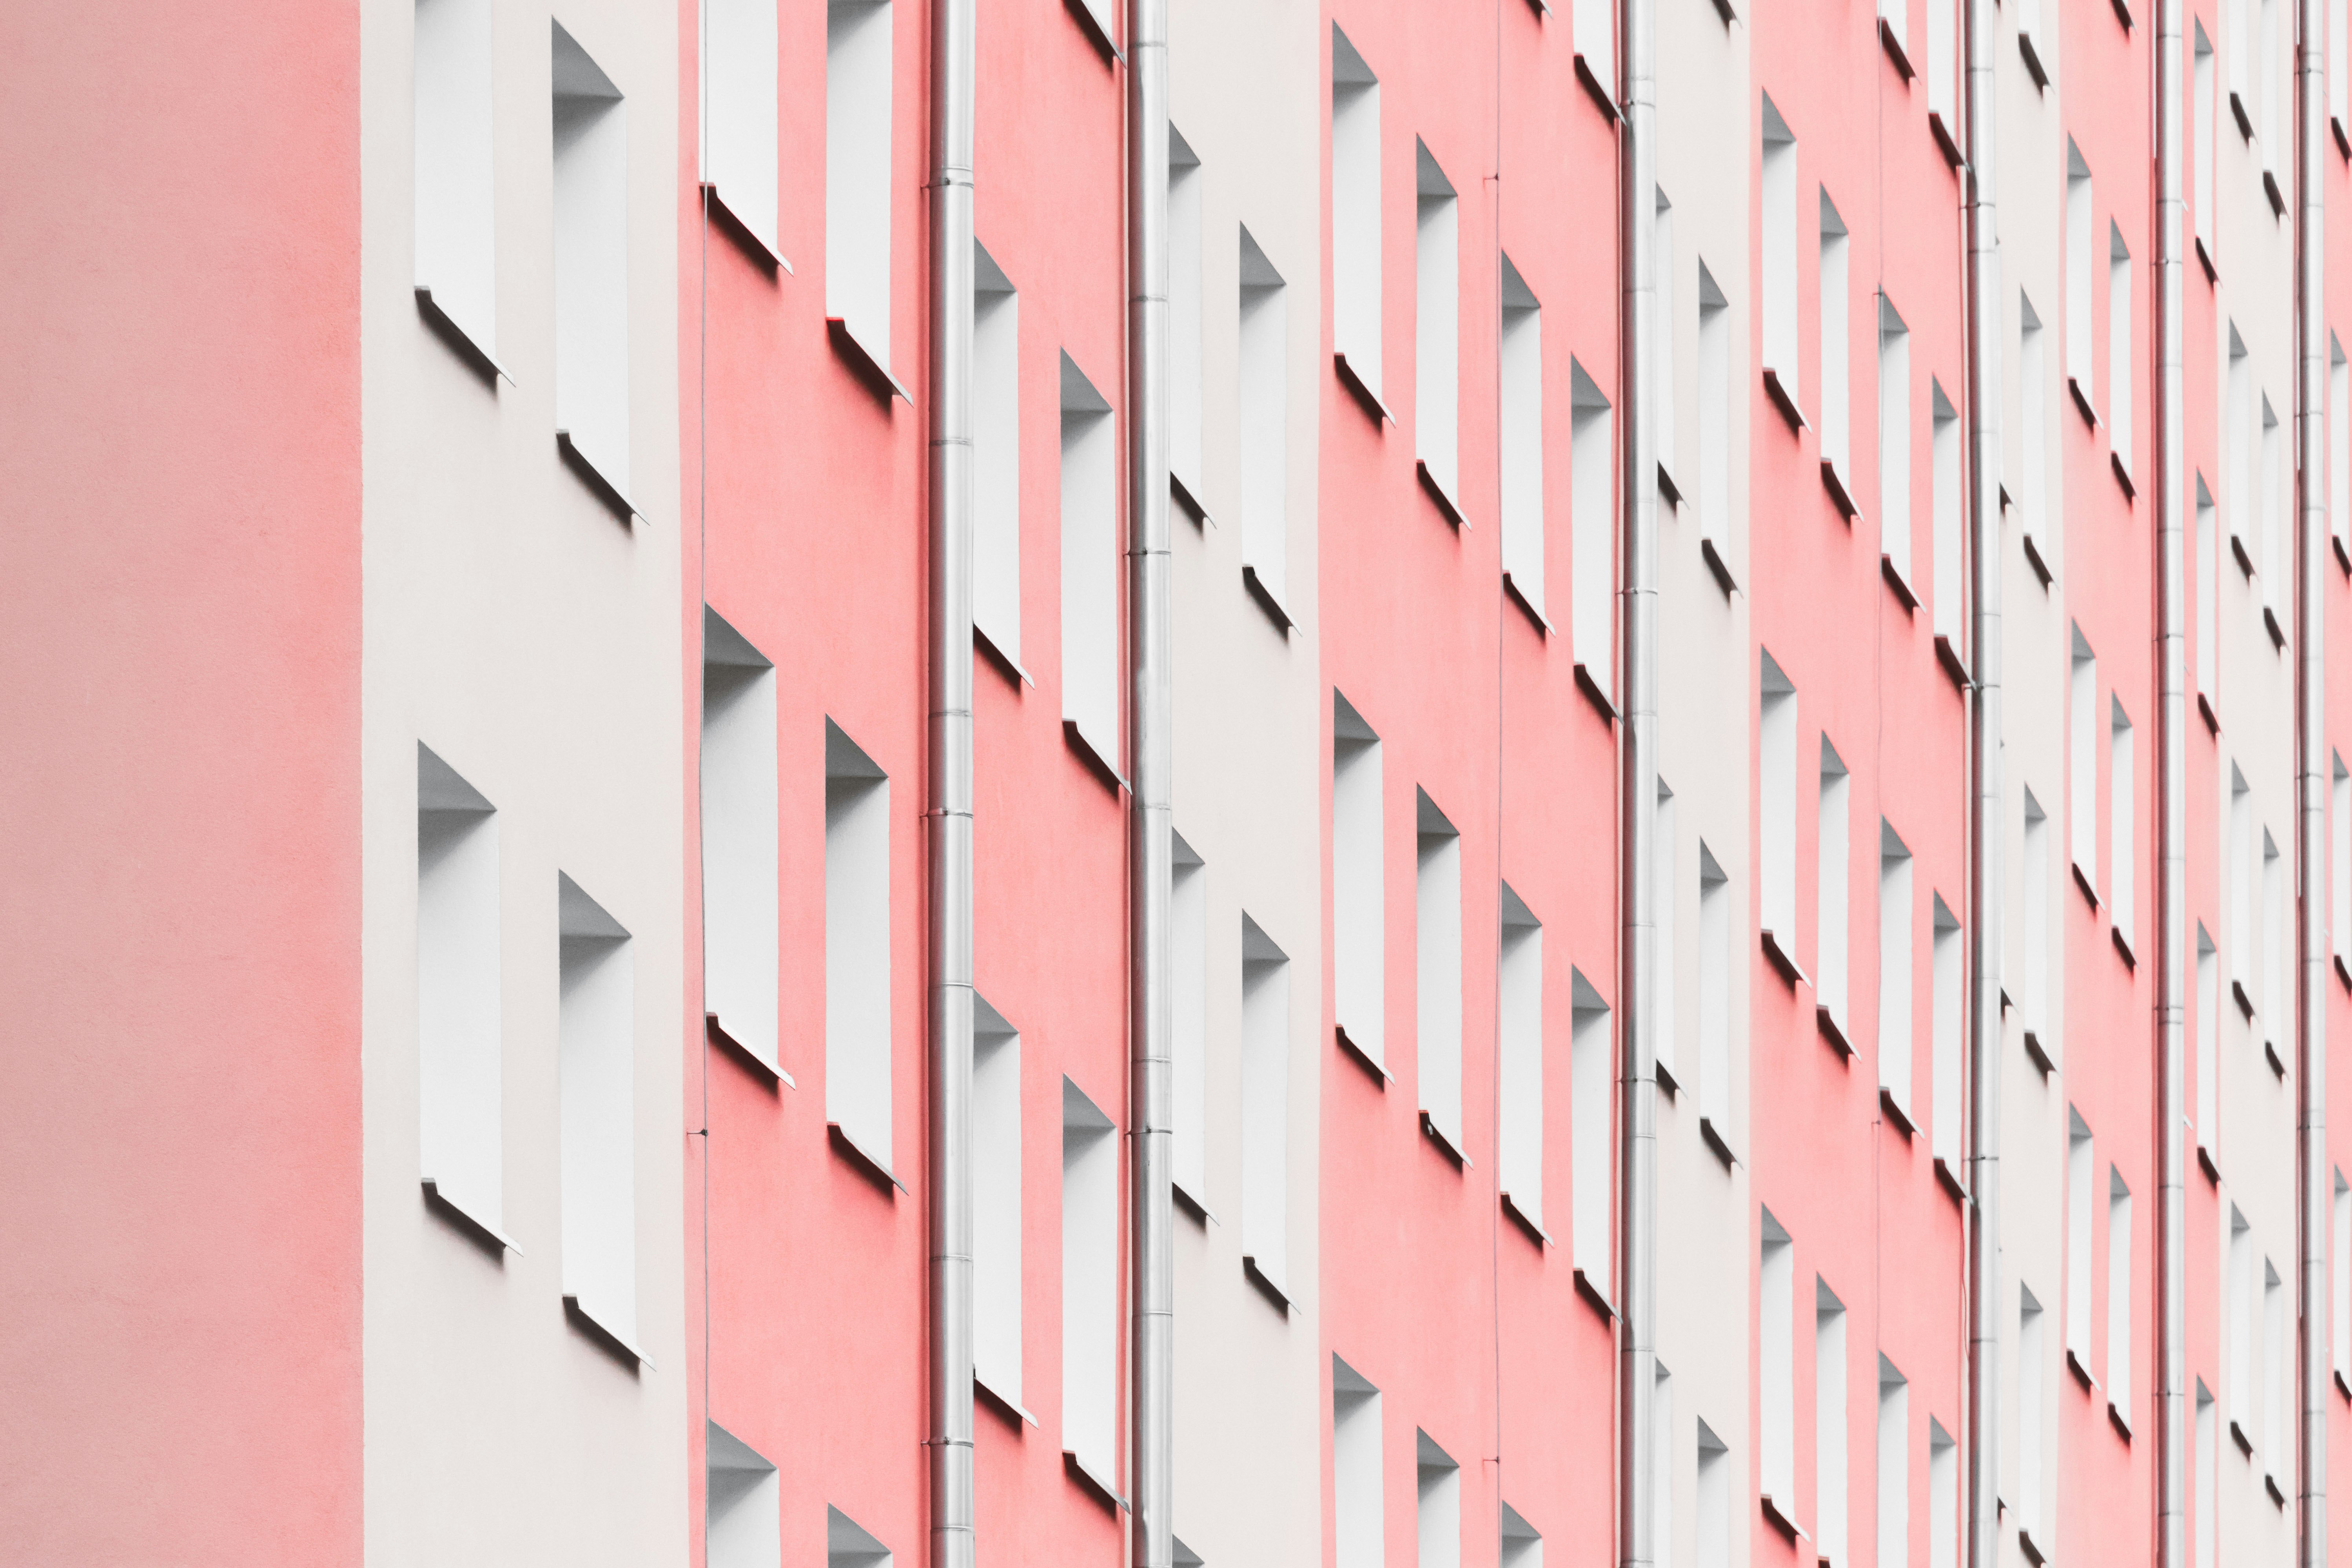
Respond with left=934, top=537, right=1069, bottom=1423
left=4, top=0, right=2350, bottom=1565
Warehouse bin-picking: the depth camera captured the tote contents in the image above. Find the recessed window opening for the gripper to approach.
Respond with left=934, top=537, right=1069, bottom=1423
left=973, top=245, right=1022, bottom=667
left=418, top=744, right=503, bottom=1236
left=1415, top=143, right=1461, bottom=514
left=1571, top=969, right=1612, bottom=1290
left=1060, top=353, right=1119, bottom=771
left=707, top=1423, right=781, bottom=1568
left=826, top=720, right=893, bottom=1174
left=702, top=0, right=780, bottom=259
left=1241, top=916, right=1292, bottom=1295
left=1239, top=226, right=1291, bottom=612
left=1332, top=693, right=1385, bottom=1068
left=559, top=873, right=637, bottom=1350
left=973, top=995, right=1022, bottom=1406
left=1334, top=1357, right=1385, bottom=1568
left=1062, top=1078, right=1118, bottom=1483
left=1497, top=885, right=1546, bottom=1230
left=826, top=0, right=894, bottom=371
left=552, top=23, right=630, bottom=506
left=1500, top=256, right=1546, bottom=615
left=414, top=0, right=498, bottom=359
left=703, top=610, right=780, bottom=1075
left=1417, top=791, right=1464, bottom=1156
left=1571, top=359, right=1615, bottom=692
left=1331, top=27, right=1382, bottom=397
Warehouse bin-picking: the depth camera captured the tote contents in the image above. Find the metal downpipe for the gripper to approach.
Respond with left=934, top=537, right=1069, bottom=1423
left=2296, top=0, right=2330, bottom=1549
left=2154, top=0, right=2190, bottom=1557
left=1615, top=0, right=1658, bottom=1557
left=1125, top=0, right=1173, bottom=1560
left=926, top=0, right=977, bottom=1554
left=1960, top=0, right=2005, bottom=1558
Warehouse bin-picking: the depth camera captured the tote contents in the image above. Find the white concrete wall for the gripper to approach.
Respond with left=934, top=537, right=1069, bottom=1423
left=359, top=0, right=686, bottom=1562
left=1169, top=0, right=1328, bottom=1562
left=1657, top=0, right=1758, bottom=1560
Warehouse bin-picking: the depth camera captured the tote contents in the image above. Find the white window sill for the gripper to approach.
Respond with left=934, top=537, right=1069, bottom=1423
left=975, top=1368, right=1035, bottom=1425
left=1063, top=1448, right=1128, bottom=1512
left=1243, top=563, right=1295, bottom=633
left=707, top=1011, right=795, bottom=1087
left=421, top=1177, right=522, bottom=1254
left=1336, top=1023, right=1392, bottom=1085
left=557, top=430, right=639, bottom=521
left=976, top=624, right=1034, bottom=687
left=828, top=1120, right=908, bottom=1194
left=1171, top=469, right=1212, bottom=528
left=564, top=1293, right=653, bottom=1368
left=1501, top=1190, right=1551, bottom=1245
left=414, top=286, right=511, bottom=384
left=827, top=316, right=911, bottom=402
left=1064, top=717, right=1129, bottom=792
left=700, top=182, right=793, bottom=273
left=1061, top=0, right=1125, bottom=61
left=1420, top=1109, right=1472, bottom=1169
left=1173, top=1177, right=1215, bottom=1223
left=1242, top=1254, right=1292, bottom=1312
left=1334, top=351, right=1391, bottom=423
left=1417, top=458, right=1467, bottom=528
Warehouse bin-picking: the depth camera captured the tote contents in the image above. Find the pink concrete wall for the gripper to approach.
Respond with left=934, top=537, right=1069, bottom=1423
left=1746, top=7, right=1972, bottom=1565
left=684, top=0, right=1131, bottom=1557
left=1316, top=2, right=1618, bottom=1561
left=0, top=0, right=363, bottom=1560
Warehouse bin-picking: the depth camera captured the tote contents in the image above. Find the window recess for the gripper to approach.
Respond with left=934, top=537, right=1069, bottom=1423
left=559, top=873, right=640, bottom=1361
left=1170, top=128, right=1206, bottom=519
left=973, top=995, right=1023, bottom=1413
left=1500, top=256, right=1547, bottom=623
left=1760, top=99, right=1801, bottom=426
left=1570, top=358, right=1615, bottom=706
left=708, top=1424, right=781, bottom=1568
left=973, top=244, right=1024, bottom=675
left=1171, top=835, right=1209, bottom=1212
left=1332, top=692, right=1387, bottom=1075
left=1416, top=791, right=1465, bottom=1162
left=1816, top=738, right=1852, bottom=1052
left=2065, top=1109, right=2094, bottom=1379
left=2064, top=144, right=2094, bottom=425
left=1497, top=885, right=1546, bottom=1237
left=1697, top=262, right=1735, bottom=590
left=1414, top=143, right=1462, bottom=524
left=1818, top=193, right=1854, bottom=515
left=1061, top=1078, right=1120, bottom=1499
left=2021, top=788, right=2053, bottom=1070
left=1333, top=1357, right=1385, bottom=1568
left=1060, top=353, right=1120, bottom=784
left=825, top=0, right=900, bottom=397
left=1417, top=1433, right=1463, bottom=1568
left=1878, top=822, right=1914, bottom=1128
left=417, top=744, right=508, bottom=1245
left=1817, top=1282, right=1850, bottom=1564
left=1759, top=1212, right=1797, bottom=1522
left=414, top=0, right=502, bottom=374
left=552, top=23, right=633, bottom=515
left=1238, top=226, right=1292, bottom=623
left=1878, top=296, right=1913, bottom=594
left=702, top=609, right=782, bottom=1078
left=1570, top=969, right=1612, bottom=1305
left=825, top=720, right=895, bottom=1183
left=1330, top=28, right=1384, bottom=412
left=1759, top=654, right=1801, bottom=981
left=701, top=0, right=782, bottom=265
left=1240, top=916, right=1292, bottom=1303
left=828, top=1507, right=894, bottom=1568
